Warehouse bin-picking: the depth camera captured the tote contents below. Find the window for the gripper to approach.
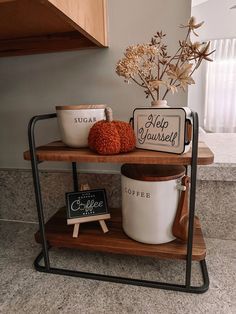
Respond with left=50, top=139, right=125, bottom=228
left=204, top=39, right=236, bottom=133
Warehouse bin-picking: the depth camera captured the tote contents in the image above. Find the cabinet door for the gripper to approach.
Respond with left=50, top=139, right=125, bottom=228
left=47, top=0, right=108, bottom=46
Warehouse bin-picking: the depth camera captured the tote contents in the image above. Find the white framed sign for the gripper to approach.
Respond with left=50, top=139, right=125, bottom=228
left=133, top=107, right=192, bottom=154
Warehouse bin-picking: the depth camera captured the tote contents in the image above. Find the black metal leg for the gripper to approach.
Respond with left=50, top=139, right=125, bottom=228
left=28, top=114, right=57, bottom=270
left=34, top=249, right=209, bottom=293
left=185, top=111, right=199, bottom=287
left=72, top=162, right=79, bottom=192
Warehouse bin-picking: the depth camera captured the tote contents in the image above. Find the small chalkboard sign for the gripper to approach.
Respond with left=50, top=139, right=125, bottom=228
left=66, top=188, right=111, bottom=238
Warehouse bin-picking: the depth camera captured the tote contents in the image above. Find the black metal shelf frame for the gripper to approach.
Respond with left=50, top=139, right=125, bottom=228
left=28, top=111, right=209, bottom=294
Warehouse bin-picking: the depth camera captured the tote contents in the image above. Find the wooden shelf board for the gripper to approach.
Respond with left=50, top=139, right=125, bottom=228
left=0, top=32, right=97, bottom=57
left=24, top=140, right=214, bottom=165
left=0, top=0, right=73, bottom=40
left=35, top=208, right=206, bottom=261
left=0, top=0, right=107, bottom=57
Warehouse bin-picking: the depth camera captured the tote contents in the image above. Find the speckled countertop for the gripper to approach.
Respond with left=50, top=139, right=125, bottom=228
left=202, top=133, right=236, bottom=164
left=198, top=133, right=236, bottom=181
left=0, top=137, right=235, bottom=313
left=0, top=221, right=235, bottom=314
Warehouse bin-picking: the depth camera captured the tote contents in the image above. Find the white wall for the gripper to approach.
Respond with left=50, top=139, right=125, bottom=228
left=0, top=0, right=191, bottom=170
left=192, top=0, right=236, bottom=40
left=189, top=0, right=236, bottom=125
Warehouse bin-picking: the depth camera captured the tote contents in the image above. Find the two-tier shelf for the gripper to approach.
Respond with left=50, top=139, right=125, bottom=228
left=24, top=111, right=214, bottom=293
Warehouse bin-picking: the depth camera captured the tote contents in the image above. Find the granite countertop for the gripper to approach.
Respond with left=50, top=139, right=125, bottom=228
left=202, top=133, right=236, bottom=165
left=198, top=133, right=236, bottom=181
left=0, top=220, right=235, bottom=313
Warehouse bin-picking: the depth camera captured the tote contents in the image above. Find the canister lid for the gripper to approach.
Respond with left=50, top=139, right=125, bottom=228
left=56, top=104, right=106, bottom=110
left=121, top=164, right=185, bottom=182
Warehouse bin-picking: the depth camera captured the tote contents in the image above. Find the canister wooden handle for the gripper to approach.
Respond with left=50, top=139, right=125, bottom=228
left=185, top=120, right=192, bottom=144
left=172, top=175, right=191, bottom=241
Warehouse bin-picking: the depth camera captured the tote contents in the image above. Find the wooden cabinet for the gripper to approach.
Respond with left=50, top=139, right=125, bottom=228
left=0, top=0, right=108, bottom=57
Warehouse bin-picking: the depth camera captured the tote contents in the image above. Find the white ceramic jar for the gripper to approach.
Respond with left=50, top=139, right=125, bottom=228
left=121, top=164, right=185, bottom=244
left=56, top=105, right=106, bottom=148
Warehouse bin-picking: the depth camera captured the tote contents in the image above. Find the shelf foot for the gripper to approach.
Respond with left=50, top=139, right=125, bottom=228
left=34, top=250, right=209, bottom=294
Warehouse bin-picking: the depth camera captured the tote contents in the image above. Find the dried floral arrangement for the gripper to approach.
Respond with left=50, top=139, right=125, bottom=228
left=116, top=17, right=215, bottom=101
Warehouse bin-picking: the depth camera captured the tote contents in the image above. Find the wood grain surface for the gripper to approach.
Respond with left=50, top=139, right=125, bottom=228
left=121, top=164, right=186, bottom=181
left=24, top=140, right=214, bottom=165
left=56, top=104, right=106, bottom=110
left=35, top=207, right=206, bottom=261
left=0, top=0, right=107, bottom=57
left=46, top=0, right=108, bottom=46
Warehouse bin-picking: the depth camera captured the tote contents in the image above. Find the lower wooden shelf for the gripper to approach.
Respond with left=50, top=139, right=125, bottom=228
left=35, top=208, right=206, bottom=261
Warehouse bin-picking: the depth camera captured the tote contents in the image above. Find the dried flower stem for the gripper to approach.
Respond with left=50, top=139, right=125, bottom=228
left=116, top=17, right=214, bottom=102
left=176, top=29, right=191, bottom=67
left=162, top=28, right=192, bottom=99
left=131, top=76, right=144, bottom=87
left=138, top=71, right=156, bottom=100
left=159, top=46, right=181, bottom=80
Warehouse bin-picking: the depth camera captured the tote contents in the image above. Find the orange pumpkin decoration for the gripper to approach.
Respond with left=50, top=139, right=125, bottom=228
left=88, top=107, right=136, bottom=155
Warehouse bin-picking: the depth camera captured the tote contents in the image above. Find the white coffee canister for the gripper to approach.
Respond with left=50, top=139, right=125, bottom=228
left=121, top=164, right=185, bottom=244
left=56, top=105, right=106, bottom=148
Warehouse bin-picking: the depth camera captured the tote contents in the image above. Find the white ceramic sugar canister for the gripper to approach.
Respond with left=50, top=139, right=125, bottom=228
left=56, top=105, right=106, bottom=148
left=121, top=164, right=186, bottom=244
